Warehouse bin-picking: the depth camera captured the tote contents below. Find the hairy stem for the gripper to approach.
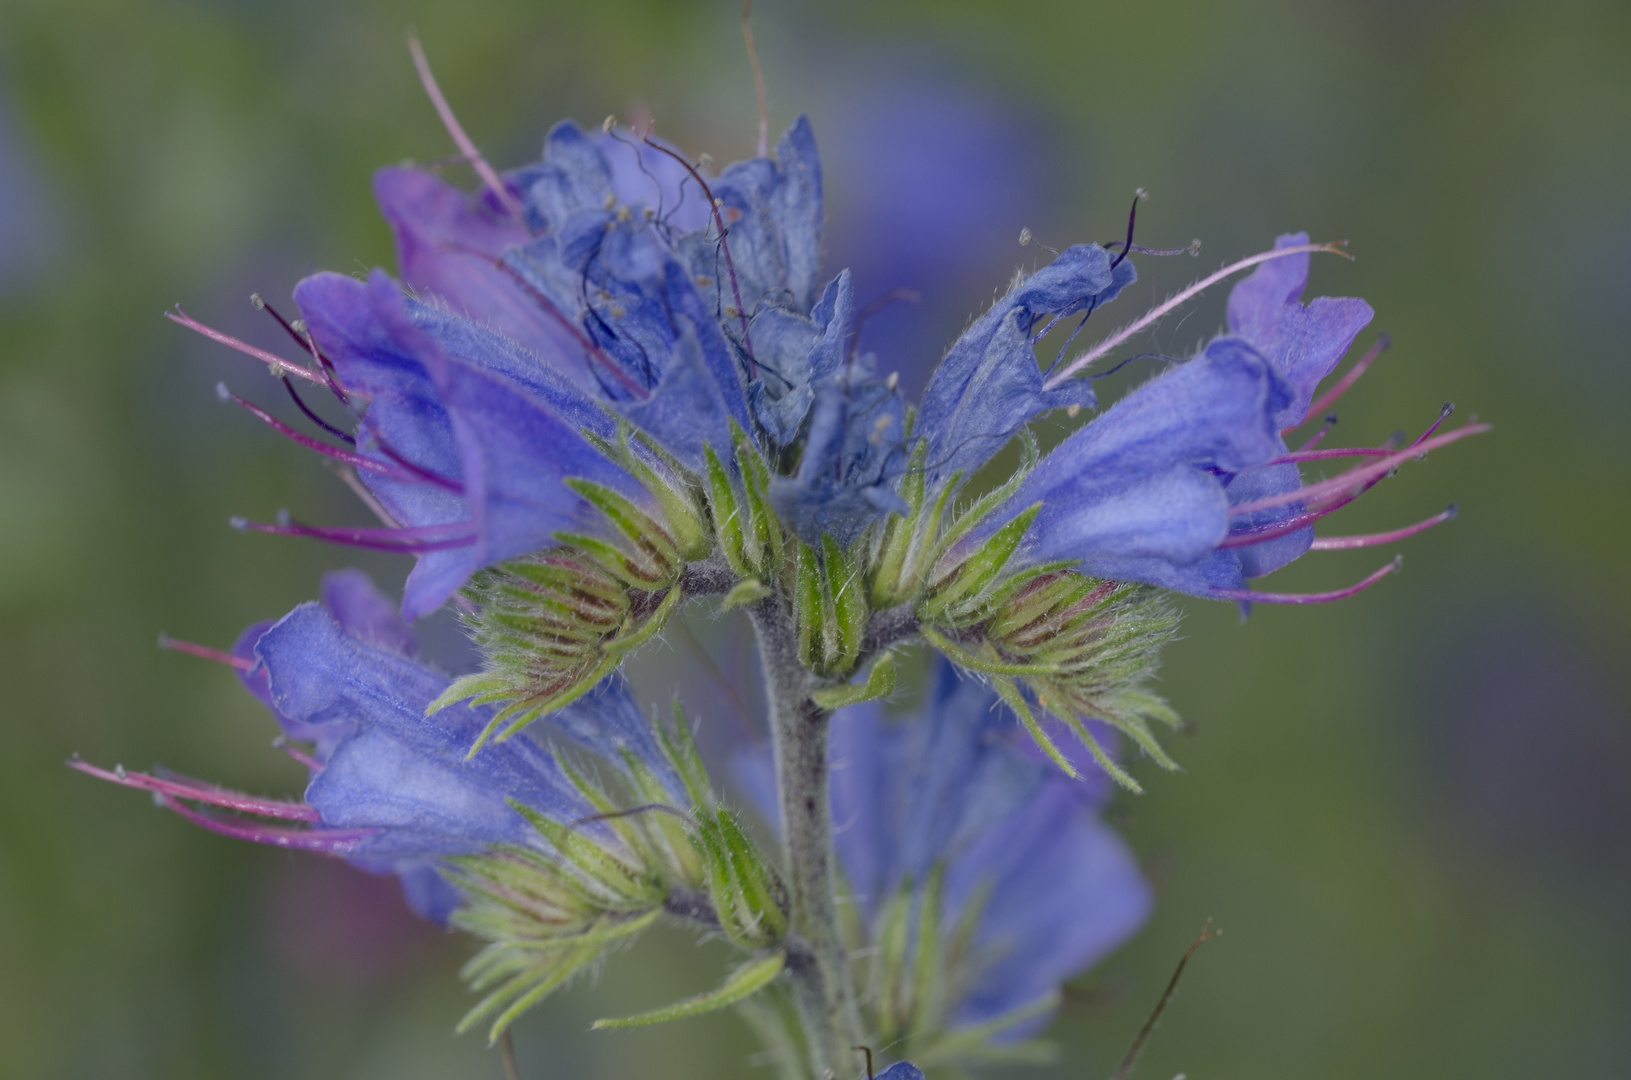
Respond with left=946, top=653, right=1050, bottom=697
left=749, top=596, right=860, bottom=1078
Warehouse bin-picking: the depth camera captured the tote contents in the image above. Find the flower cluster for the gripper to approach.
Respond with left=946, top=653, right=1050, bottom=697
left=82, top=50, right=1479, bottom=1080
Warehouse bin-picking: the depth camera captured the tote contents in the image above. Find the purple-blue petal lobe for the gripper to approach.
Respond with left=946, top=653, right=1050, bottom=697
left=257, top=602, right=593, bottom=860
left=1226, top=231, right=1374, bottom=429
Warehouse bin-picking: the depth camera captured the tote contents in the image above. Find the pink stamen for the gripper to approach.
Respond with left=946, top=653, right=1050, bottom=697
left=273, top=737, right=324, bottom=772
left=217, top=384, right=408, bottom=478
left=253, top=294, right=355, bottom=408
left=68, top=757, right=319, bottom=821
left=1297, top=415, right=1337, bottom=451
left=158, top=794, right=376, bottom=852
left=1410, top=402, right=1454, bottom=447
left=231, top=517, right=477, bottom=553
left=157, top=633, right=254, bottom=671
left=1043, top=241, right=1352, bottom=388
left=1268, top=445, right=1396, bottom=465
left=406, top=32, right=524, bottom=218
left=1228, top=424, right=1490, bottom=518
left=1211, top=555, right=1402, bottom=605
left=166, top=307, right=323, bottom=384
left=1309, top=506, right=1456, bottom=551
left=1219, top=496, right=1351, bottom=548
left=1292, top=333, right=1391, bottom=430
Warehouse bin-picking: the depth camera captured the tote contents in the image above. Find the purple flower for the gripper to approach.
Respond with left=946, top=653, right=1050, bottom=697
left=79, top=570, right=683, bottom=924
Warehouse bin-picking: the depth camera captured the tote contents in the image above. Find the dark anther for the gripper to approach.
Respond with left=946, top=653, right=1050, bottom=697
left=1109, top=189, right=1147, bottom=269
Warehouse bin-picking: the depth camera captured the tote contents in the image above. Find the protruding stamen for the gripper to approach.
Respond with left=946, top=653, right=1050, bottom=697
left=282, top=376, right=355, bottom=445
left=255, top=295, right=353, bottom=407
left=217, top=383, right=408, bottom=479
left=158, top=793, right=376, bottom=852
left=1292, top=333, right=1391, bottom=430
left=1309, top=506, right=1456, bottom=550
left=68, top=757, right=320, bottom=821
left=1411, top=402, right=1454, bottom=448
left=1268, top=445, right=1396, bottom=465
left=1108, top=188, right=1147, bottom=270
left=1210, top=556, right=1402, bottom=605
left=165, top=307, right=323, bottom=384
left=230, top=516, right=478, bottom=553
left=158, top=633, right=254, bottom=672
left=406, top=31, right=524, bottom=217
left=1228, top=424, right=1489, bottom=518
left=1297, top=414, right=1338, bottom=451
left=1045, top=240, right=1352, bottom=388
left=272, top=735, right=324, bottom=772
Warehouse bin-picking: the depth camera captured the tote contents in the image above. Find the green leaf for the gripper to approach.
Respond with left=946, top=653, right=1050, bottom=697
left=720, top=577, right=771, bottom=611
left=812, top=652, right=897, bottom=709
left=591, top=952, right=787, bottom=1028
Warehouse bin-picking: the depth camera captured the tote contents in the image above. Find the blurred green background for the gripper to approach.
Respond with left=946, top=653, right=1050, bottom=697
left=2, top=0, right=1627, bottom=1077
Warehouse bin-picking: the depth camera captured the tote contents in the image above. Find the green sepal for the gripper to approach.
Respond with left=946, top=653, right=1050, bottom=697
left=991, top=677, right=1082, bottom=782
left=509, top=800, right=666, bottom=909
left=793, top=540, right=822, bottom=669
left=564, top=478, right=679, bottom=571
left=457, top=939, right=603, bottom=1042
left=869, top=436, right=929, bottom=609
left=734, top=424, right=784, bottom=577
left=703, top=442, right=751, bottom=578
left=822, top=534, right=867, bottom=676
left=721, top=577, right=771, bottom=611
left=591, top=951, right=786, bottom=1028
left=602, top=586, right=684, bottom=657
left=919, top=503, right=1040, bottom=626
left=811, top=651, right=897, bottom=710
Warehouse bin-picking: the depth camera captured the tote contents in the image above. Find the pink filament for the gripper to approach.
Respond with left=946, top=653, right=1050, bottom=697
left=1268, top=445, right=1395, bottom=465
left=220, top=386, right=404, bottom=477
left=1043, top=241, right=1351, bottom=388
left=232, top=518, right=477, bottom=553
left=69, top=758, right=319, bottom=821
left=159, top=794, right=375, bottom=852
left=157, top=633, right=253, bottom=672
left=1211, top=556, right=1401, bottom=605
left=1309, top=506, right=1456, bottom=550
left=166, top=308, right=324, bottom=384
left=1228, top=424, right=1489, bottom=518
left=1292, top=333, right=1391, bottom=430
left=406, top=32, right=524, bottom=218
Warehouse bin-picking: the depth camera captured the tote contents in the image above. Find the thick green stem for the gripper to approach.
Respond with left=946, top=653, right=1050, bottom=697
left=749, top=597, right=861, bottom=1079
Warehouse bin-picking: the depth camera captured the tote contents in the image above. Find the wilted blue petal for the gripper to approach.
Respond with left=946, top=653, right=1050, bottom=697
left=917, top=244, right=1133, bottom=488
left=677, top=116, right=823, bottom=319
left=1226, top=231, right=1374, bottom=429
left=747, top=271, right=851, bottom=445
left=769, top=356, right=908, bottom=546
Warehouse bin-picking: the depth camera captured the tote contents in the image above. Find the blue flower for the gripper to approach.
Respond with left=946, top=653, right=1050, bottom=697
left=738, top=656, right=1150, bottom=1053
